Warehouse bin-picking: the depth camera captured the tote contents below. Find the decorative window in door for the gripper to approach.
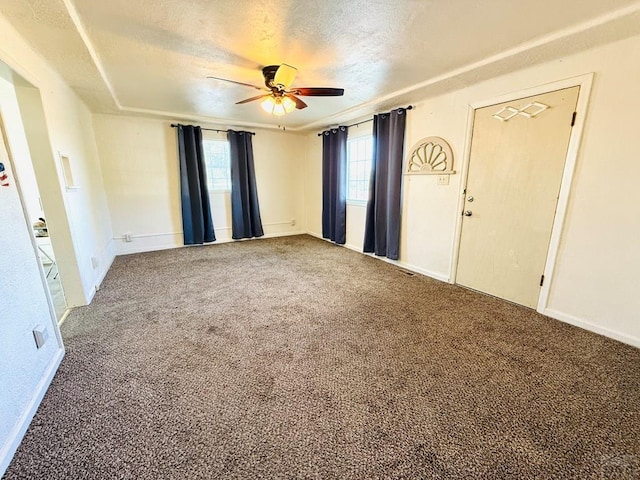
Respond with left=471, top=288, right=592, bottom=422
left=492, top=101, right=549, bottom=122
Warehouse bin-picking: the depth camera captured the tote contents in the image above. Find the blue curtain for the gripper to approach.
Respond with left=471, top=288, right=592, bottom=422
left=363, top=108, right=408, bottom=260
left=177, top=125, right=215, bottom=245
left=321, top=126, right=348, bottom=244
left=228, top=130, right=264, bottom=239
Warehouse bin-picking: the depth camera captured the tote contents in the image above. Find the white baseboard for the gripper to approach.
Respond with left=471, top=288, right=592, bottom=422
left=262, top=230, right=307, bottom=239
left=114, top=230, right=307, bottom=256
left=0, top=347, right=64, bottom=477
left=311, top=232, right=450, bottom=283
left=390, top=259, right=450, bottom=283
left=95, top=238, right=116, bottom=290
left=57, top=308, right=71, bottom=327
left=544, top=308, right=640, bottom=348
left=214, top=230, right=306, bottom=244
left=85, top=238, right=117, bottom=303
left=86, top=252, right=116, bottom=303
left=343, top=242, right=361, bottom=252
left=348, top=245, right=450, bottom=283
left=114, top=232, right=182, bottom=256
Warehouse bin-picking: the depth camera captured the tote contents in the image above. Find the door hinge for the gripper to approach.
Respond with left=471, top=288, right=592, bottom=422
left=570, top=112, right=577, bottom=126
left=540, top=274, right=545, bottom=287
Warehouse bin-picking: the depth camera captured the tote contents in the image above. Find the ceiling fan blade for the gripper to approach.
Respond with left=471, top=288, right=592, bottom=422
left=207, top=76, right=266, bottom=91
left=274, top=64, right=297, bottom=90
left=285, top=93, right=307, bottom=110
left=289, top=87, right=345, bottom=97
left=236, top=94, right=270, bottom=105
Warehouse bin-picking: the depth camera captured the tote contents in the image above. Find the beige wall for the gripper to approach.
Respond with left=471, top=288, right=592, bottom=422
left=304, top=34, right=640, bottom=347
left=92, top=114, right=307, bottom=254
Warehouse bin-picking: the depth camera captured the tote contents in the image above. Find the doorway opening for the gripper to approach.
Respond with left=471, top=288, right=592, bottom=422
left=0, top=62, right=68, bottom=321
left=32, top=216, right=67, bottom=320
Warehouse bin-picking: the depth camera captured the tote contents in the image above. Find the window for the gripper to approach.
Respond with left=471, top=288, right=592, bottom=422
left=347, top=136, right=373, bottom=202
left=203, top=139, right=231, bottom=191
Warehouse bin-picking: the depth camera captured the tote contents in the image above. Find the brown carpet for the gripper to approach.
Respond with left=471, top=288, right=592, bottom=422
left=4, top=235, right=639, bottom=479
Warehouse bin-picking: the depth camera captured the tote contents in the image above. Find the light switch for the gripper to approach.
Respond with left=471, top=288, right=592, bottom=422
left=437, top=175, right=450, bottom=185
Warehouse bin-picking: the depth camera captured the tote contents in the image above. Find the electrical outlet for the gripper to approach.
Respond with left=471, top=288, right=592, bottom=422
left=91, top=256, right=99, bottom=269
left=33, top=326, right=49, bottom=349
left=437, top=175, right=450, bottom=186
left=124, top=233, right=132, bottom=242
left=291, top=218, right=296, bottom=226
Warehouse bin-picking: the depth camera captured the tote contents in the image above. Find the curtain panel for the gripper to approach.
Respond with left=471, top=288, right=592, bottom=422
left=363, top=108, right=408, bottom=260
left=177, top=125, right=215, bottom=245
left=321, top=126, right=348, bottom=244
left=228, top=130, right=264, bottom=240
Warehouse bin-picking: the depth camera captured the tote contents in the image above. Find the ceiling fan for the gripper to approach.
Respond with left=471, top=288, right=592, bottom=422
left=208, top=64, right=344, bottom=115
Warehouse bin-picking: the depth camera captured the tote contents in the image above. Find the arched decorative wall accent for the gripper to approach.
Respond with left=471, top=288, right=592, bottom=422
left=405, top=136, right=455, bottom=175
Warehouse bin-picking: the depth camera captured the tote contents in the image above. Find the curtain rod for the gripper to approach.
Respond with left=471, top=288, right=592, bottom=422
left=317, top=105, right=413, bottom=136
left=170, top=123, right=255, bottom=135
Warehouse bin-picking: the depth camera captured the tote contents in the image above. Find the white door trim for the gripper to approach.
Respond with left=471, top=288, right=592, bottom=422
left=448, top=73, right=594, bottom=315
left=0, top=113, right=64, bottom=347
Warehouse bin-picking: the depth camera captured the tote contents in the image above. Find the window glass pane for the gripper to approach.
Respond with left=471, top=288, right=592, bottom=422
left=347, top=136, right=373, bottom=202
left=203, top=139, right=231, bottom=191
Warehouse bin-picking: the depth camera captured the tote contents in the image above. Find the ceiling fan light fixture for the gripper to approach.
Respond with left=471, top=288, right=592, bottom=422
left=221, top=63, right=343, bottom=114
left=261, top=96, right=276, bottom=113
left=281, top=96, right=296, bottom=113
left=273, top=64, right=297, bottom=90
left=261, top=95, right=296, bottom=116
left=272, top=102, right=286, bottom=116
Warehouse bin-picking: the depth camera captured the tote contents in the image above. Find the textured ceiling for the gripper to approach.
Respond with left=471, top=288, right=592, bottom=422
left=1, top=0, right=640, bottom=130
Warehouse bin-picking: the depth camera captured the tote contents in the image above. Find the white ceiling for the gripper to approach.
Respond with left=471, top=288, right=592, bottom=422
left=2, top=0, right=640, bottom=131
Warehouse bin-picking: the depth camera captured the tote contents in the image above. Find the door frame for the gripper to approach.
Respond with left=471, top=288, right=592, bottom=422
left=0, top=112, right=64, bottom=343
left=449, top=73, right=594, bottom=313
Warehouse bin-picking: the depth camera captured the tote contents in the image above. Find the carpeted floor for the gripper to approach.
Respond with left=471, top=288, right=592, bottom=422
left=4, top=235, right=639, bottom=479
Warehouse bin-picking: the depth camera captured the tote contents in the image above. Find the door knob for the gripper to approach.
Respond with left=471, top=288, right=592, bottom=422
left=463, top=210, right=473, bottom=217
left=467, top=196, right=474, bottom=202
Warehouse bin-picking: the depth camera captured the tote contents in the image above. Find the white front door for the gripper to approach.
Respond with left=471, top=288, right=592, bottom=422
left=456, top=87, right=579, bottom=308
